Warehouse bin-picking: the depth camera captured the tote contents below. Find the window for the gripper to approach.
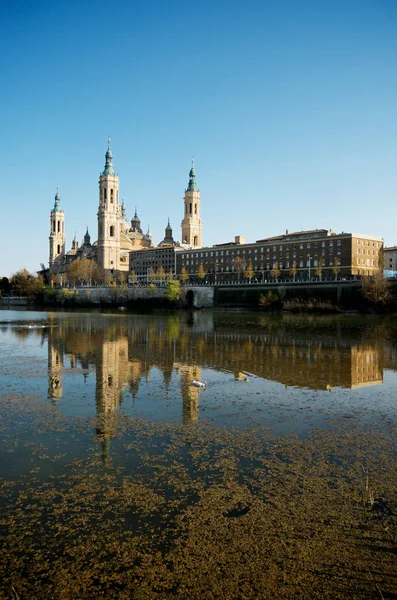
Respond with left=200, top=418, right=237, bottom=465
left=300, top=244, right=304, bottom=249
left=110, top=189, right=114, bottom=203
left=307, top=243, right=310, bottom=249
left=195, top=204, right=197, bottom=214
left=337, top=240, right=341, bottom=246
left=189, top=203, right=192, bottom=214
left=299, top=261, right=303, bottom=267
left=57, top=221, right=60, bottom=232
left=57, top=244, right=60, bottom=254
left=104, top=188, right=107, bottom=200
left=322, top=242, right=325, bottom=247
left=110, top=226, right=114, bottom=237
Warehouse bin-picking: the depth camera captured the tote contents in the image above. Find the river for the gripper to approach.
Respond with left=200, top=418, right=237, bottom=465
left=0, top=308, right=396, bottom=598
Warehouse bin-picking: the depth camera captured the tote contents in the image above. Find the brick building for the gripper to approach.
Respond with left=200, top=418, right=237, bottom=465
left=175, top=229, right=383, bottom=283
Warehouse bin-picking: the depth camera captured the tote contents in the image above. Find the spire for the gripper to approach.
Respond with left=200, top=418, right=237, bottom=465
left=121, top=198, right=126, bottom=219
left=159, top=218, right=175, bottom=246
left=130, top=208, right=142, bottom=234
left=102, top=137, right=115, bottom=175
left=186, top=158, right=199, bottom=192
left=84, top=226, right=91, bottom=246
left=53, top=186, right=62, bottom=211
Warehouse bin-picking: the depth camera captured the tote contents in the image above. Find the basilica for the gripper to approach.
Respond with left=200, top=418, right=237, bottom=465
left=48, top=140, right=203, bottom=279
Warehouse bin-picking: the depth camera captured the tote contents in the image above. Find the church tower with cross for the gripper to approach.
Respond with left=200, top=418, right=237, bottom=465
left=181, top=159, right=202, bottom=247
left=49, top=187, right=66, bottom=266
left=97, top=138, right=121, bottom=272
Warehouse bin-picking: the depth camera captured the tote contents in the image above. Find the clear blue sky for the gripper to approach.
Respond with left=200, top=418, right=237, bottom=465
left=1, top=0, right=396, bottom=277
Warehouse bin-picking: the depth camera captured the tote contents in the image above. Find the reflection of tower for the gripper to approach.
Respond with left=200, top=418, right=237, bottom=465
left=177, top=364, right=202, bottom=423
left=47, top=334, right=64, bottom=401
left=95, top=336, right=129, bottom=460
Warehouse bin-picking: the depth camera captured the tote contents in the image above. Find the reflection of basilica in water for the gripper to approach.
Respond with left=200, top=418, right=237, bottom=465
left=40, top=311, right=396, bottom=455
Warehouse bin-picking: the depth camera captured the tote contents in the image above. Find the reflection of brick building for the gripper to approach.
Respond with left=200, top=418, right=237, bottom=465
left=176, top=229, right=383, bottom=283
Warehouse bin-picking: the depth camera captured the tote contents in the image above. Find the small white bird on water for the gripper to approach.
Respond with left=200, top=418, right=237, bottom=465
left=191, top=380, right=207, bottom=388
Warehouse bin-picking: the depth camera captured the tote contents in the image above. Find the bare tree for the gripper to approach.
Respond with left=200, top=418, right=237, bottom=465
left=289, top=261, right=297, bottom=282
left=245, top=261, right=255, bottom=282
left=157, top=265, right=166, bottom=282
left=315, top=259, right=323, bottom=281
left=198, top=263, right=206, bottom=282
left=180, top=266, right=189, bottom=285
left=270, top=261, right=281, bottom=282
left=232, top=256, right=246, bottom=281
left=332, top=257, right=340, bottom=281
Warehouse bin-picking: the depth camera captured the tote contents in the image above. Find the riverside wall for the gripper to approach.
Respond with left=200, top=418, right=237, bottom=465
left=2, top=280, right=397, bottom=310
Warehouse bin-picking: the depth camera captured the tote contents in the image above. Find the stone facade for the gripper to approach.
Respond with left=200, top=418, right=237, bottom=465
left=176, top=229, right=383, bottom=283
left=48, top=141, right=202, bottom=281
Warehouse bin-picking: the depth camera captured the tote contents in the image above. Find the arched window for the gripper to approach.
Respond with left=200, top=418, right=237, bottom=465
left=194, top=235, right=198, bottom=246
left=110, top=189, right=114, bottom=203
left=195, top=204, right=197, bottom=214
left=57, top=221, right=60, bottom=232
left=110, top=225, right=114, bottom=237
left=52, top=220, right=56, bottom=233
left=189, top=203, right=192, bottom=214
left=57, top=244, right=60, bottom=254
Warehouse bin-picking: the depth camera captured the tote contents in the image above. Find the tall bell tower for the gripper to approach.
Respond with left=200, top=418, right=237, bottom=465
left=181, top=159, right=202, bottom=247
left=97, top=139, right=120, bottom=272
left=49, top=187, right=66, bottom=266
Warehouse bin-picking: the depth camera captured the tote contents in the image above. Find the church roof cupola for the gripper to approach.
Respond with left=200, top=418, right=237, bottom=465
left=158, top=218, right=176, bottom=246
left=84, top=226, right=91, bottom=246
left=186, top=158, right=199, bottom=192
left=130, top=207, right=143, bottom=234
left=102, top=137, right=115, bottom=176
left=53, top=186, right=63, bottom=211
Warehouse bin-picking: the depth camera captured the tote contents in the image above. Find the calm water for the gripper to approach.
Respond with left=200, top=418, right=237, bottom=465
left=1, top=308, right=396, bottom=598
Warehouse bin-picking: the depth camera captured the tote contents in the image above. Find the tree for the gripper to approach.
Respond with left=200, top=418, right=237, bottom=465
left=180, top=266, right=189, bottom=285
left=166, top=269, right=174, bottom=282
left=361, top=273, right=391, bottom=305
left=0, top=277, right=10, bottom=295
left=67, top=260, right=82, bottom=287
left=332, top=257, right=340, bottom=281
left=315, top=259, right=323, bottom=281
left=289, top=261, right=297, bottom=282
left=270, top=261, right=281, bottom=282
left=11, top=269, right=45, bottom=297
left=148, top=267, right=157, bottom=283
left=197, top=263, right=206, bottom=282
left=245, top=261, right=255, bottom=282
left=157, top=265, right=166, bottom=281
left=164, top=280, right=181, bottom=303
left=232, top=256, right=246, bottom=281
left=129, top=269, right=138, bottom=283
left=117, top=271, right=128, bottom=289
left=148, top=282, right=157, bottom=297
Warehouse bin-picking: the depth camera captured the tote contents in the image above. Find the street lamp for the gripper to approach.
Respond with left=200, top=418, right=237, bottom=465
left=308, top=255, right=311, bottom=281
